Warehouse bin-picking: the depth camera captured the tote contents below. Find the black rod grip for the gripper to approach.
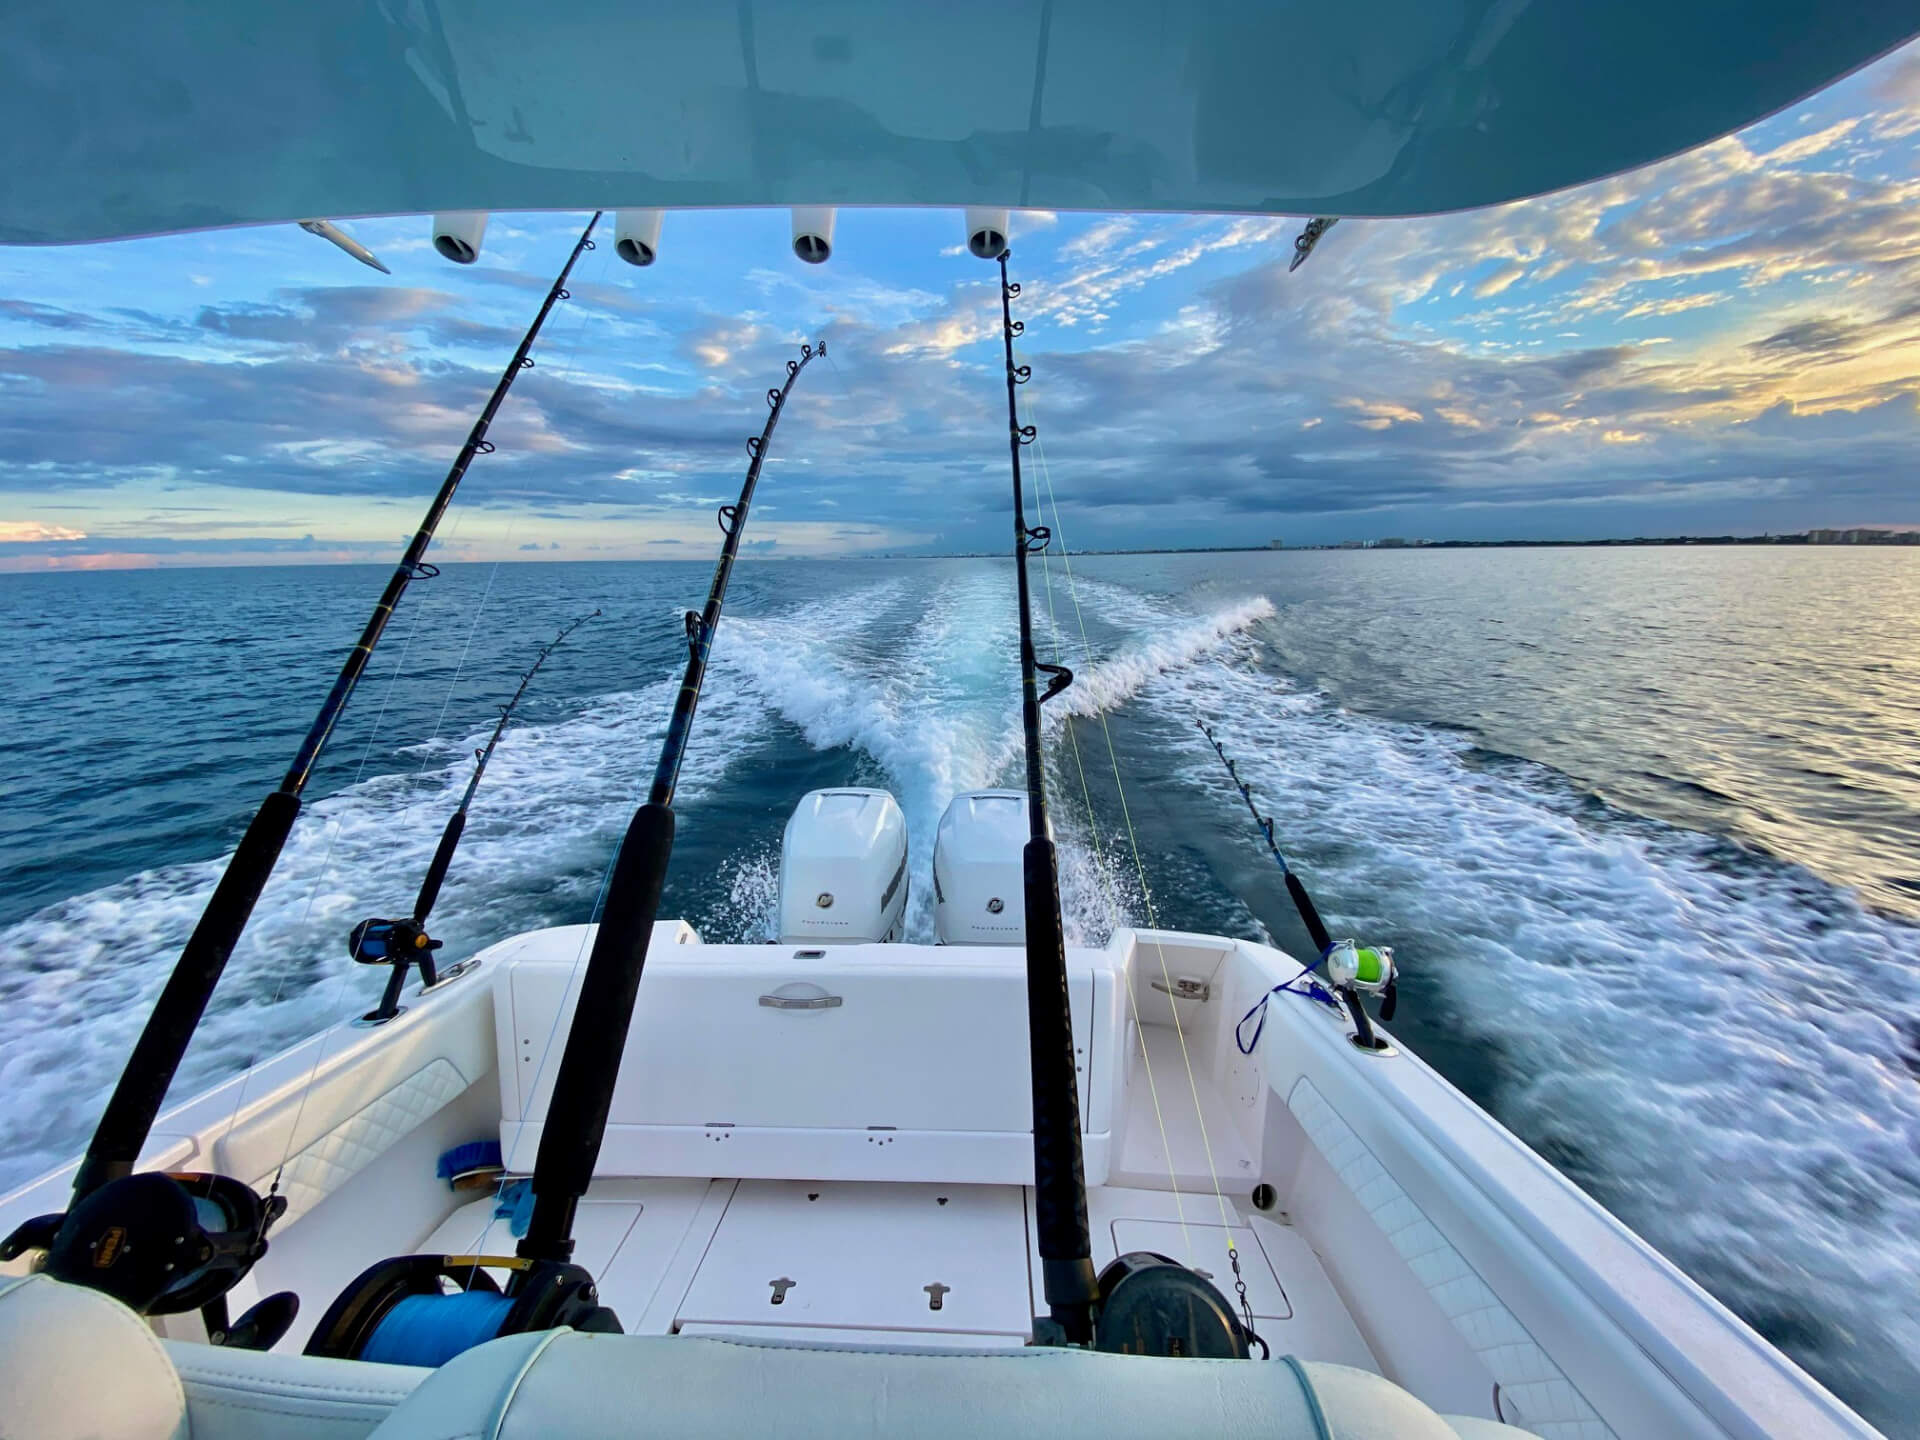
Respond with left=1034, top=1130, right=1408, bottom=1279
left=1022, top=838, right=1096, bottom=1340
left=75, top=790, right=302, bottom=1198
left=412, top=810, right=467, bottom=925
left=1285, top=871, right=1332, bottom=956
left=519, top=802, right=675, bottom=1261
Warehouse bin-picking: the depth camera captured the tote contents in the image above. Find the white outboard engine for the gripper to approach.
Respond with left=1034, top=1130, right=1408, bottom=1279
left=777, top=789, right=908, bottom=944
left=933, top=790, right=1028, bottom=945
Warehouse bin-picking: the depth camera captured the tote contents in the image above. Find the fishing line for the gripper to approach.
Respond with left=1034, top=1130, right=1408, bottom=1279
left=407, top=227, right=613, bottom=783
left=406, top=219, right=609, bottom=779
left=1031, top=491, right=1194, bottom=1267
left=254, top=592, right=440, bottom=1205
left=1018, top=356, right=1258, bottom=1342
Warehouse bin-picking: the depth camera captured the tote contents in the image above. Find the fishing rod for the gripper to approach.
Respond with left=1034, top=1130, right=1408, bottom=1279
left=0, top=215, right=604, bottom=1311
left=518, top=340, right=820, bottom=1263
left=1196, top=719, right=1397, bottom=1052
left=994, top=251, right=1098, bottom=1346
left=348, top=609, right=599, bottom=1024
left=996, top=256, right=1255, bottom=1359
left=303, top=342, right=824, bottom=1364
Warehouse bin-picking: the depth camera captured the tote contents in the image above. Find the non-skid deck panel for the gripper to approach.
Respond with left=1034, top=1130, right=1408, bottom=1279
left=418, top=1177, right=1376, bottom=1371
left=1110, top=1025, right=1260, bottom=1194
left=676, top=1180, right=1033, bottom=1339
left=418, top=1178, right=1034, bottom=1344
left=418, top=1177, right=714, bottom=1325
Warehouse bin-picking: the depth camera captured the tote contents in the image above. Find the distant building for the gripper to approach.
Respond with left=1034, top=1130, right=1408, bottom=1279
left=1376, top=537, right=1408, bottom=548
left=1336, top=539, right=1364, bottom=549
left=1808, top=528, right=1919, bottom=544
left=1268, top=538, right=1285, bottom=549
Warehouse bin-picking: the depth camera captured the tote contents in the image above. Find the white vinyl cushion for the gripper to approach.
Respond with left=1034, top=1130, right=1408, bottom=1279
left=0, top=1274, right=1538, bottom=1440
left=247, top=1059, right=469, bottom=1226
left=166, top=1337, right=427, bottom=1440
left=364, top=1330, right=1540, bottom=1440
left=0, top=1273, right=186, bottom=1440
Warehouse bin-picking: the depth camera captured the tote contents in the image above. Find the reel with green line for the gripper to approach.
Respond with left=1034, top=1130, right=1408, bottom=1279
left=1323, top=938, right=1398, bottom=1051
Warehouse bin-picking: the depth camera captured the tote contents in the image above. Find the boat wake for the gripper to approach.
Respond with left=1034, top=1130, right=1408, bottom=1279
left=1146, top=637, right=1920, bottom=1426
left=0, top=576, right=1269, bottom=1191
left=0, top=675, right=764, bottom=1192
left=3, top=569, right=1915, bottom=1432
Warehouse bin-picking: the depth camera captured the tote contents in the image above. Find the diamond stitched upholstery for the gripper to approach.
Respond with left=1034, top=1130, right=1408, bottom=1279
left=247, top=1059, right=466, bottom=1225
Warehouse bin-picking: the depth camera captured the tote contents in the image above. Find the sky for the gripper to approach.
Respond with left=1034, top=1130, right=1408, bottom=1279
left=4, top=44, right=1920, bottom=569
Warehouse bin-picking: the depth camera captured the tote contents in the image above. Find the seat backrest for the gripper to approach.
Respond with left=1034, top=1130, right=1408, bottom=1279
left=0, top=1273, right=186, bottom=1440
left=0, top=1273, right=430, bottom=1440
left=165, top=1333, right=427, bottom=1440
left=364, top=1330, right=1533, bottom=1440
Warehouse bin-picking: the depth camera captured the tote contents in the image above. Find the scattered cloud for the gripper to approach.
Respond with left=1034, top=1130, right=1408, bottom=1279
left=0, top=520, right=85, bottom=541
left=3, top=40, right=1920, bottom=563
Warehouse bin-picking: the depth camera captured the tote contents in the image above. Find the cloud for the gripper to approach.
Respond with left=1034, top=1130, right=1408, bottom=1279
left=1474, top=263, right=1526, bottom=298
left=5, top=38, right=1920, bottom=560
left=0, top=520, right=85, bottom=541
left=1762, top=118, right=1861, bottom=164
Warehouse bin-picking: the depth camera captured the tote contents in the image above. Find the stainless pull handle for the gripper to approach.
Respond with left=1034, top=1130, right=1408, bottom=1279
left=759, top=990, right=843, bottom=1010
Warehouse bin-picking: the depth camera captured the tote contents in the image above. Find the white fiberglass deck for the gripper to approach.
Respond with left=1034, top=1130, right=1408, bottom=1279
left=0, top=920, right=1885, bottom=1438
left=415, top=1177, right=1374, bottom=1366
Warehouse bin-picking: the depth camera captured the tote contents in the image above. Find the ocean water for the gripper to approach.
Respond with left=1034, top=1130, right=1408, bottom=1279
left=0, top=548, right=1916, bottom=1430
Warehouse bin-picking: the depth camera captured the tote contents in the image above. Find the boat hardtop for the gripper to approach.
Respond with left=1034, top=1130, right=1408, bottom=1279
left=3, top=4, right=1913, bottom=1436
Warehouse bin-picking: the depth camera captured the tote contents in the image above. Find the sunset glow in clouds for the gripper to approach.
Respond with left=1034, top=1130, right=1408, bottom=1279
left=3, top=42, right=1920, bottom=569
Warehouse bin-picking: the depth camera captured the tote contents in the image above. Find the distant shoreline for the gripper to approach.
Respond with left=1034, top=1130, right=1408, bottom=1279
left=6, top=530, right=1916, bottom=575
left=872, top=531, right=1918, bottom=559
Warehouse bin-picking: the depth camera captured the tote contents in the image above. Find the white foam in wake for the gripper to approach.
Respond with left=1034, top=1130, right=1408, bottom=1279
left=1148, top=644, right=1920, bottom=1415
left=1054, top=597, right=1275, bottom=720
left=0, top=673, right=766, bottom=1193
left=719, top=575, right=1273, bottom=942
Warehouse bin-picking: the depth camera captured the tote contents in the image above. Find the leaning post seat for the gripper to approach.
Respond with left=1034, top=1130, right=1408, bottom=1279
left=359, top=1329, right=1540, bottom=1439
left=0, top=1272, right=1538, bottom=1438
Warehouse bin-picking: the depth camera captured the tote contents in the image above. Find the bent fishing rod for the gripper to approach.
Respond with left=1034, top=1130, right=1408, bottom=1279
left=348, top=609, right=599, bottom=1023
left=68, top=214, right=603, bottom=1206
left=994, top=251, right=1098, bottom=1346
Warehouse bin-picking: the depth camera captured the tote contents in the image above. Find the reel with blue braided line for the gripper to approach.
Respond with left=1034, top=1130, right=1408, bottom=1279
left=305, top=1252, right=619, bottom=1367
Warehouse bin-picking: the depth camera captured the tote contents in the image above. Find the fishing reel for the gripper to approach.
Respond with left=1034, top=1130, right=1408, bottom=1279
left=306, top=1253, right=620, bottom=1368
left=1088, top=1252, right=1256, bottom=1358
left=0, top=1170, right=299, bottom=1349
left=1323, top=938, right=1398, bottom=1050
left=349, top=916, right=444, bottom=1024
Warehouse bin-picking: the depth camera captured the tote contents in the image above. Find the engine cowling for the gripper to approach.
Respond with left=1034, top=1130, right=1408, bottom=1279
left=933, top=789, right=1027, bottom=945
left=777, top=789, right=907, bottom=944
